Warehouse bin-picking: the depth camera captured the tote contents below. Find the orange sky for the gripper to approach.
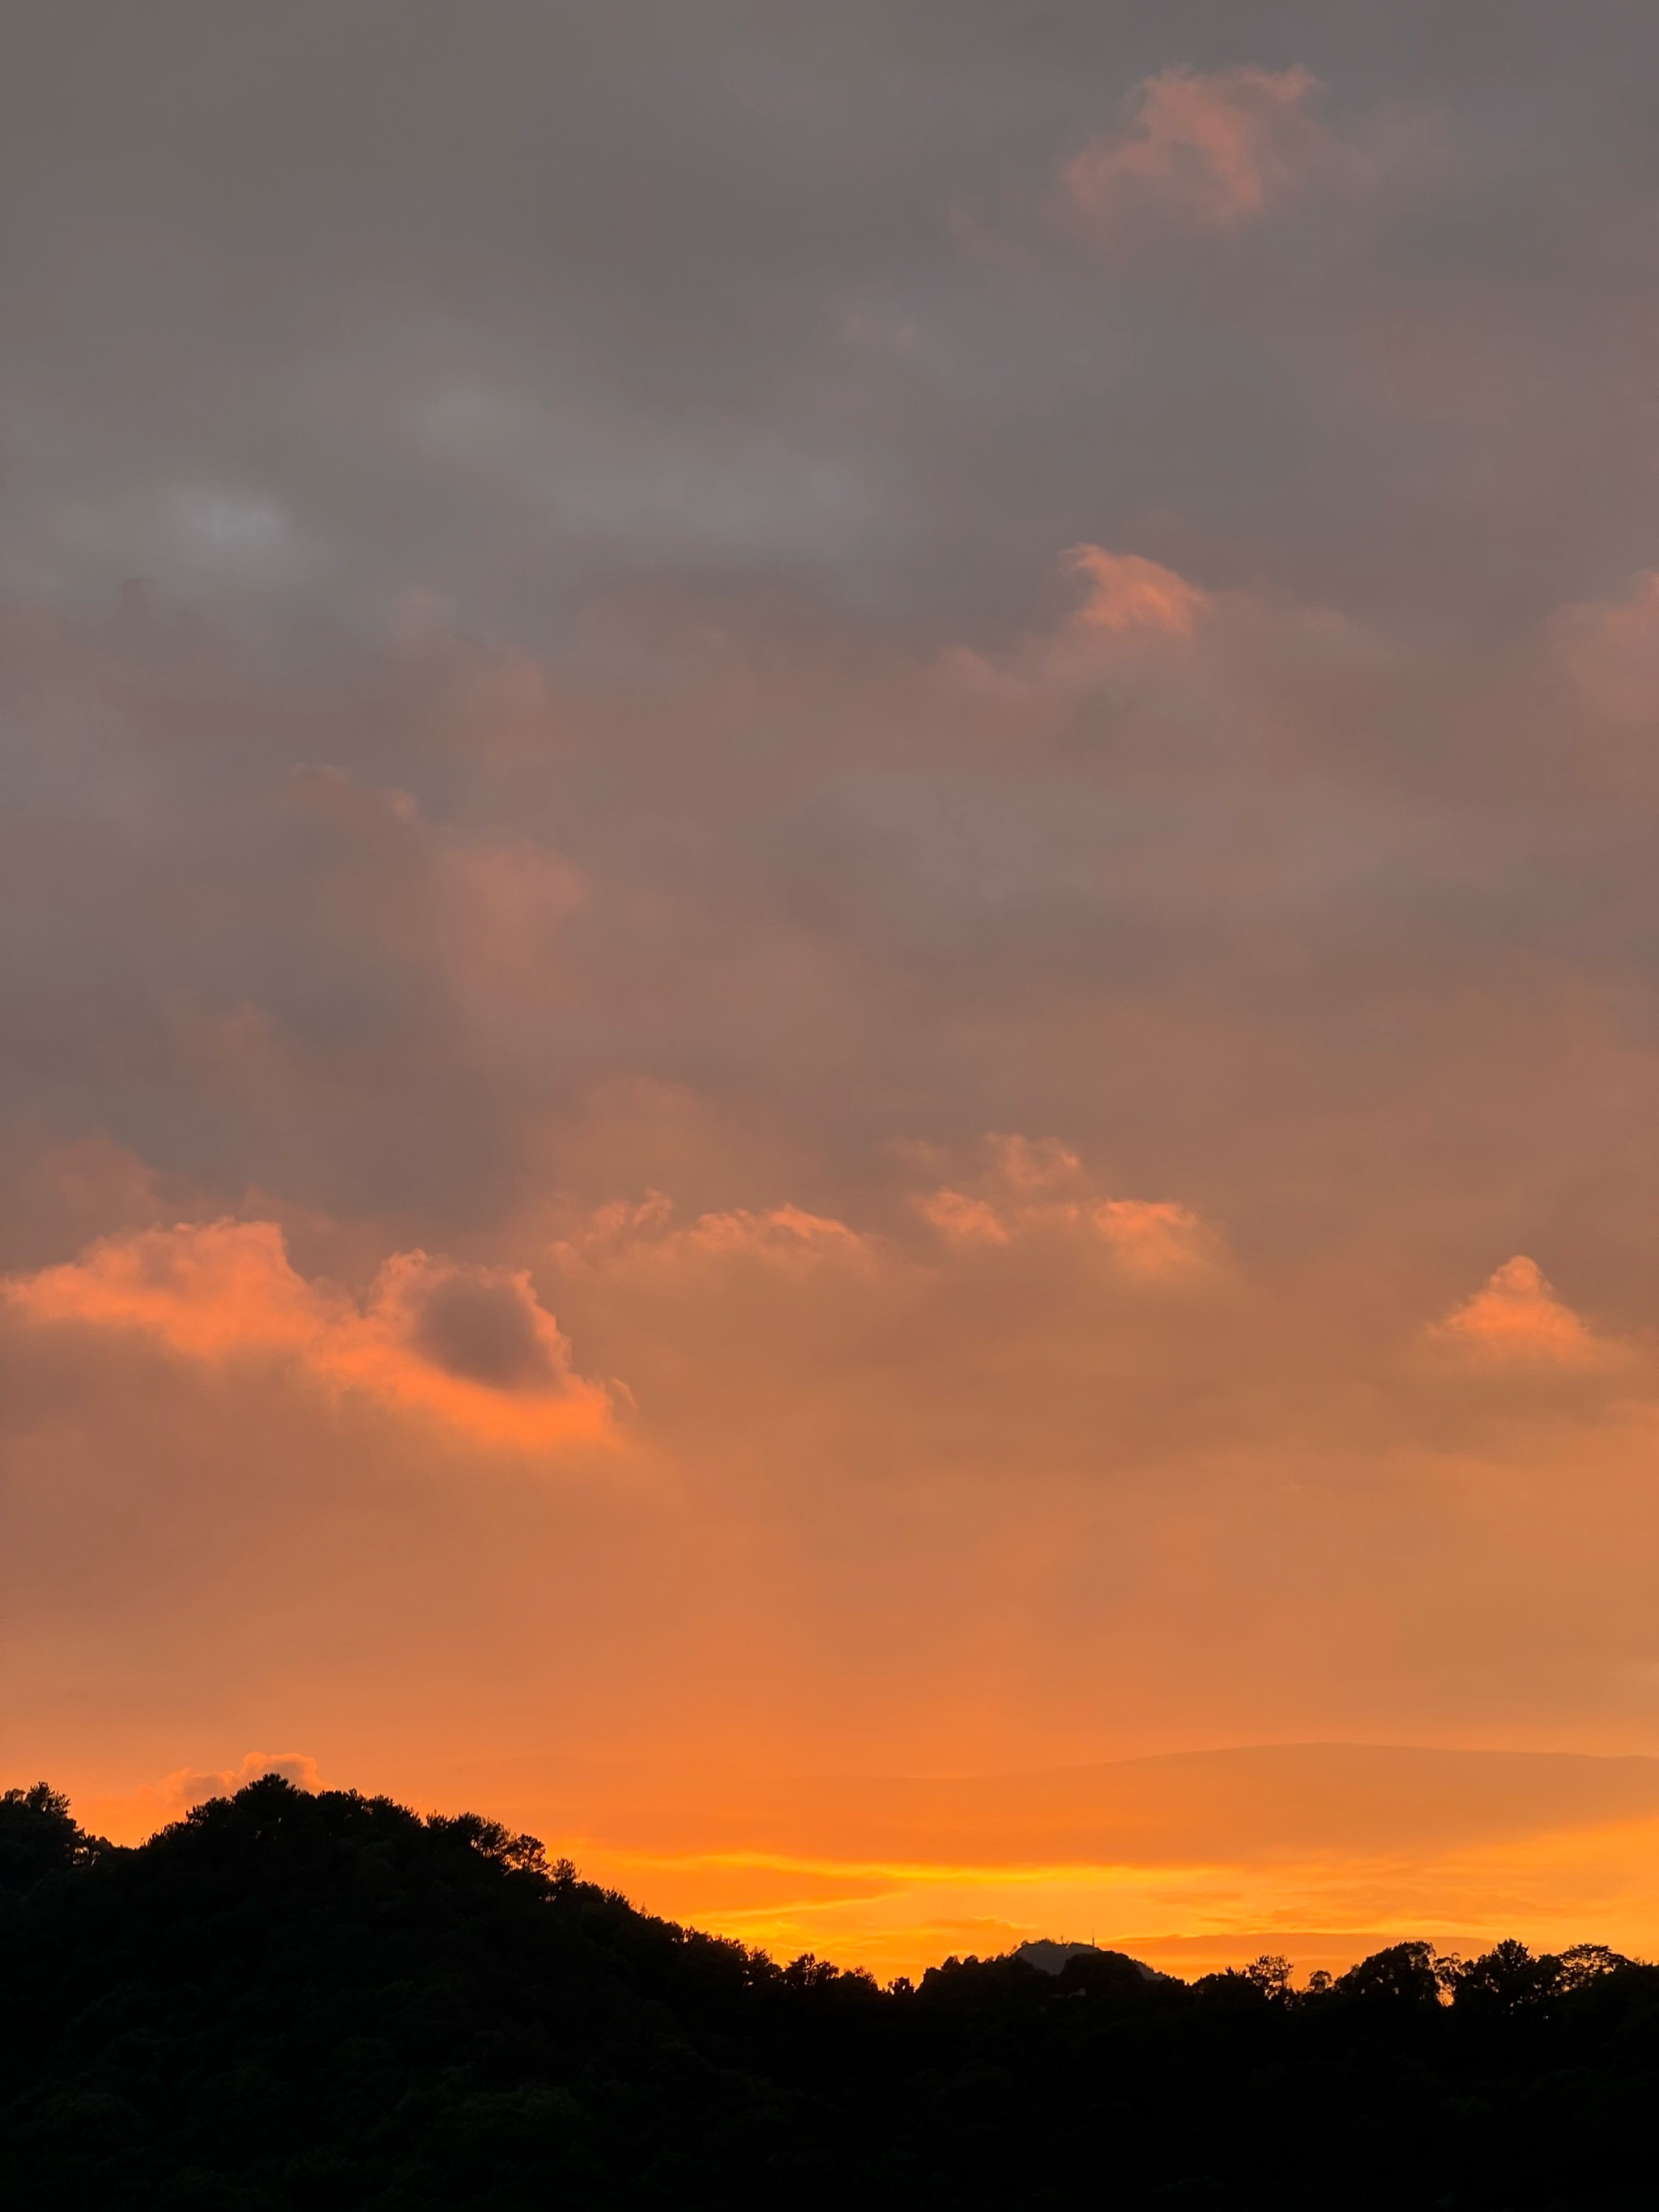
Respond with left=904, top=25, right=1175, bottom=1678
left=8, top=5, right=1659, bottom=1983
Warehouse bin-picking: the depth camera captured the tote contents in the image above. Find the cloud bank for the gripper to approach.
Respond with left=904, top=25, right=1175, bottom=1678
left=7, top=0, right=1659, bottom=1973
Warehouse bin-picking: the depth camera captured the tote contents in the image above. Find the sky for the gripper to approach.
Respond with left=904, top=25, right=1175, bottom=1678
left=8, top=0, right=1659, bottom=1979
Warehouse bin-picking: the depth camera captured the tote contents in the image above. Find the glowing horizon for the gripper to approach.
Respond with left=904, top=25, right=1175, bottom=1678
left=64, top=1740, right=1659, bottom=1984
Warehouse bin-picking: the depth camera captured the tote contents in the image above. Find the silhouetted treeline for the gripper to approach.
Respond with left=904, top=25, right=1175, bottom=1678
left=2, top=1778, right=1657, bottom=2209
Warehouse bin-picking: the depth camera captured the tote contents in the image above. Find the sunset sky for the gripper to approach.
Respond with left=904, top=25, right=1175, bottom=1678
left=10, top=2, right=1659, bottom=1980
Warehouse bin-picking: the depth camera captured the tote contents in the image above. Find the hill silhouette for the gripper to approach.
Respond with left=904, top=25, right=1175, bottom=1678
left=2, top=1775, right=1657, bottom=2208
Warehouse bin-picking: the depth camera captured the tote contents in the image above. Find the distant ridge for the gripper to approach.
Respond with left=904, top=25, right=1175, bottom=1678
left=1015, top=1937, right=1170, bottom=1980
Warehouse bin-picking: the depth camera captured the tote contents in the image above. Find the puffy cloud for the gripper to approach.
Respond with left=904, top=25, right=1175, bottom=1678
left=558, top=1138, right=1218, bottom=1305
left=986, top=1134, right=1081, bottom=1194
left=514, top=1143, right=1268, bottom=1499
left=672, top=1205, right=878, bottom=1272
left=1434, top=1256, right=1614, bottom=1370
left=913, top=1138, right=1218, bottom=1283
left=939, top=539, right=1364, bottom=734
left=4, top=1220, right=612, bottom=1449
left=1092, top=1199, right=1211, bottom=1281
left=189, top=1749, right=322, bottom=1798
left=1060, top=64, right=1324, bottom=237
left=81, top=1753, right=323, bottom=1845
left=915, top=1188, right=1010, bottom=1246
left=916, top=1186, right=1212, bottom=1281
left=557, top=1198, right=882, bottom=1283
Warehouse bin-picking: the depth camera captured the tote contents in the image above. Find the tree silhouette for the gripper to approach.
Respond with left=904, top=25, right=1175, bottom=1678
left=0, top=1783, right=92, bottom=1892
left=1333, top=1938, right=1443, bottom=2009
left=1447, top=1937, right=1564, bottom=2016
left=2, top=1774, right=1658, bottom=2209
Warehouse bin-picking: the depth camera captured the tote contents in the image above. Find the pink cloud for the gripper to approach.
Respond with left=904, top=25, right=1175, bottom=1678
left=4, top=1219, right=612, bottom=1449
left=937, top=539, right=1364, bottom=723
left=1061, top=64, right=1323, bottom=237
left=1062, top=544, right=1210, bottom=639
left=938, top=543, right=1230, bottom=709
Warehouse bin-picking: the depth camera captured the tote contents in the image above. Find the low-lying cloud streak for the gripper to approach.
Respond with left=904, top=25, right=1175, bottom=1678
left=7, top=0, right=1659, bottom=1974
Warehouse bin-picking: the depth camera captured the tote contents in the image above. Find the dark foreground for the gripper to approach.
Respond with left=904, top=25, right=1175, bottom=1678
left=2, top=1779, right=1656, bottom=2209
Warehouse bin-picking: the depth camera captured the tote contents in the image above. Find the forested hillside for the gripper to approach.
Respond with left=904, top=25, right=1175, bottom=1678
left=2, top=1777, right=1656, bottom=2208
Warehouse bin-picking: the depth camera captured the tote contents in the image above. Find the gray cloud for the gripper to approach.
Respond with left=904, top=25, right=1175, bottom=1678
left=411, top=1269, right=565, bottom=1392
left=5, top=2, right=1657, bottom=634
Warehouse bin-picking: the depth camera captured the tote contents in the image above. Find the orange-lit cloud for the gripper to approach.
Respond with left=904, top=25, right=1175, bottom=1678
left=1092, top=1199, right=1211, bottom=1280
left=913, top=1187, right=1213, bottom=1280
left=1433, top=1256, right=1615, bottom=1370
left=915, top=1188, right=1010, bottom=1245
left=987, top=1134, right=1081, bottom=1194
left=4, top=1219, right=612, bottom=1449
left=911, top=1138, right=1218, bottom=1283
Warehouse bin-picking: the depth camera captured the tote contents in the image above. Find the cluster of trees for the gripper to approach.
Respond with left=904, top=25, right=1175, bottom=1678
left=1191, top=1933, right=1633, bottom=2014
left=3, top=1776, right=1657, bottom=2207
